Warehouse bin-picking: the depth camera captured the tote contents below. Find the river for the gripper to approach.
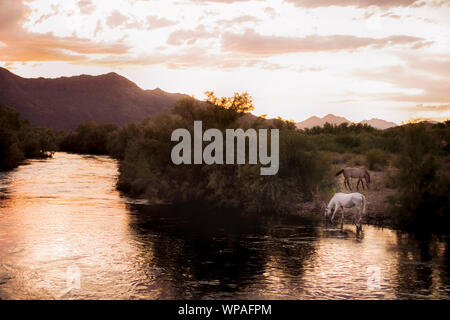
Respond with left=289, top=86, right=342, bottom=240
left=0, top=152, right=449, bottom=299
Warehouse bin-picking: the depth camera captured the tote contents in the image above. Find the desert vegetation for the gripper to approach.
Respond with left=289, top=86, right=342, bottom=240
left=114, top=93, right=332, bottom=214
left=387, top=123, right=450, bottom=233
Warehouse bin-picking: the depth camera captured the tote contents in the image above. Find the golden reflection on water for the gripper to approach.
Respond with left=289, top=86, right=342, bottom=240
left=0, top=153, right=162, bottom=299
left=0, top=152, right=449, bottom=299
left=251, top=224, right=449, bottom=299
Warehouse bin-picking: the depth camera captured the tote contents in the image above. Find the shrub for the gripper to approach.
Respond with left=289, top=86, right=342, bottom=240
left=0, top=103, right=56, bottom=171
left=388, top=124, right=450, bottom=233
left=365, top=148, right=388, bottom=170
left=116, top=93, right=331, bottom=214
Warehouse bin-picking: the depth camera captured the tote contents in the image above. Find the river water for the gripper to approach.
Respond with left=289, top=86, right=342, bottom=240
left=0, top=152, right=449, bottom=299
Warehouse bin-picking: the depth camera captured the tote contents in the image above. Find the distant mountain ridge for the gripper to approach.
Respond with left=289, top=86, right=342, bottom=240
left=296, top=114, right=397, bottom=130
left=0, top=67, right=188, bottom=130
left=0, top=67, right=399, bottom=131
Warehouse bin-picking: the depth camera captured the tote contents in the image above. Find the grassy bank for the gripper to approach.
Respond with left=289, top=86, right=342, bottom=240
left=302, top=123, right=450, bottom=234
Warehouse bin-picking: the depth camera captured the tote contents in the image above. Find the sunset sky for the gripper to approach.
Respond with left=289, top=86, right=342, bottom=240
left=0, top=0, right=449, bottom=124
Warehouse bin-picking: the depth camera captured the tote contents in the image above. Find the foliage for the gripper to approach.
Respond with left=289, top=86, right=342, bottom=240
left=0, top=103, right=57, bottom=171
left=388, top=124, right=450, bottom=233
left=365, top=148, right=388, bottom=171
left=116, top=93, right=330, bottom=214
left=59, top=121, right=119, bottom=155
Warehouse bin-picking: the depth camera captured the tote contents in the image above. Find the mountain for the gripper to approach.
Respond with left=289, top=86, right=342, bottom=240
left=0, top=67, right=188, bottom=130
left=0, top=67, right=399, bottom=131
left=296, top=114, right=349, bottom=129
left=296, top=114, right=397, bottom=130
left=360, top=118, right=398, bottom=130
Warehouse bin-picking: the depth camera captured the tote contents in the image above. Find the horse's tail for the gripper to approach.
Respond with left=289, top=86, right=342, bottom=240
left=335, top=169, right=344, bottom=177
left=364, top=169, right=371, bottom=184
left=361, top=194, right=366, bottom=215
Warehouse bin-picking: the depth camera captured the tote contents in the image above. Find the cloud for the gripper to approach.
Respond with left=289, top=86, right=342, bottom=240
left=381, top=12, right=402, bottom=19
left=167, top=25, right=215, bottom=46
left=106, top=10, right=128, bottom=28
left=0, top=32, right=130, bottom=62
left=105, top=12, right=176, bottom=31
left=264, top=7, right=278, bottom=18
left=411, top=104, right=450, bottom=112
left=34, top=4, right=62, bottom=24
left=0, top=0, right=29, bottom=31
left=146, top=16, right=176, bottom=30
left=217, top=15, right=260, bottom=28
left=76, top=46, right=283, bottom=71
left=284, top=0, right=421, bottom=8
left=0, top=0, right=131, bottom=62
left=399, top=104, right=450, bottom=123
left=188, top=0, right=259, bottom=3
left=351, top=54, right=450, bottom=104
left=78, top=0, right=95, bottom=15
left=94, top=20, right=103, bottom=37
left=221, top=29, right=427, bottom=55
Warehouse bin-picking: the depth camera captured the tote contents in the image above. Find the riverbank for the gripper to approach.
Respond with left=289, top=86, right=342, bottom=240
left=295, top=164, right=398, bottom=229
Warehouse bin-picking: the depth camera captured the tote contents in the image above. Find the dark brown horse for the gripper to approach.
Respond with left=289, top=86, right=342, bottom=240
left=336, top=167, right=370, bottom=191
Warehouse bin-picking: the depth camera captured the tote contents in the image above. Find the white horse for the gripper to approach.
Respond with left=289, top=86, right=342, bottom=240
left=324, top=192, right=366, bottom=231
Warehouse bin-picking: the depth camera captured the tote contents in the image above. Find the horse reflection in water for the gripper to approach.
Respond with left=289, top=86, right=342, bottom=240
left=324, top=192, right=366, bottom=235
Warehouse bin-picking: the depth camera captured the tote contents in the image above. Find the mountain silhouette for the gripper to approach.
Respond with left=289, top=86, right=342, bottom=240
left=0, top=67, right=188, bottom=130
left=296, top=114, right=397, bottom=130
left=0, top=67, right=399, bottom=131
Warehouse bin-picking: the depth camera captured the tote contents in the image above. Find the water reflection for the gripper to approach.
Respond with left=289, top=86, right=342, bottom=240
left=393, top=233, right=449, bottom=299
left=0, top=153, right=449, bottom=299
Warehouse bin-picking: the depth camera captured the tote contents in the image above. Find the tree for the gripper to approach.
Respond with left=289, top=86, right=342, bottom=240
left=389, top=124, right=449, bottom=232
left=205, top=91, right=254, bottom=113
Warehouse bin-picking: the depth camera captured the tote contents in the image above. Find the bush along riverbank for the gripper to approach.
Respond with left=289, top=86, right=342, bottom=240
left=115, top=93, right=334, bottom=215
left=0, top=103, right=56, bottom=171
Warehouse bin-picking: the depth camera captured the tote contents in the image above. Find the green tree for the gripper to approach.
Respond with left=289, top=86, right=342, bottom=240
left=389, top=124, right=449, bottom=232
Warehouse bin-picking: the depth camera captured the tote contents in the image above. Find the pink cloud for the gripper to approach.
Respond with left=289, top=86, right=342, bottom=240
left=284, top=0, right=421, bottom=8
left=78, top=0, right=95, bottom=15
left=167, top=25, right=215, bottom=46
left=146, top=16, right=177, bottom=30
left=0, top=0, right=130, bottom=62
left=221, top=29, right=426, bottom=55
left=106, top=10, right=128, bottom=28
left=351, top=54, right=450, bottom=104
left=217, top=15, right=260, bottom=28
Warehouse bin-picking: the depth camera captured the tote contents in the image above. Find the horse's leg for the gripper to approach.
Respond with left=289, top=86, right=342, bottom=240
left=341, top=207, right=344, bottom=229
left=360, top=178, right=365, bottom=190
left=356, top=207, right=362, bottom=226
left=356, top=179, right=360, bottom=191
left=331, top=205, right=338, bottom=223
